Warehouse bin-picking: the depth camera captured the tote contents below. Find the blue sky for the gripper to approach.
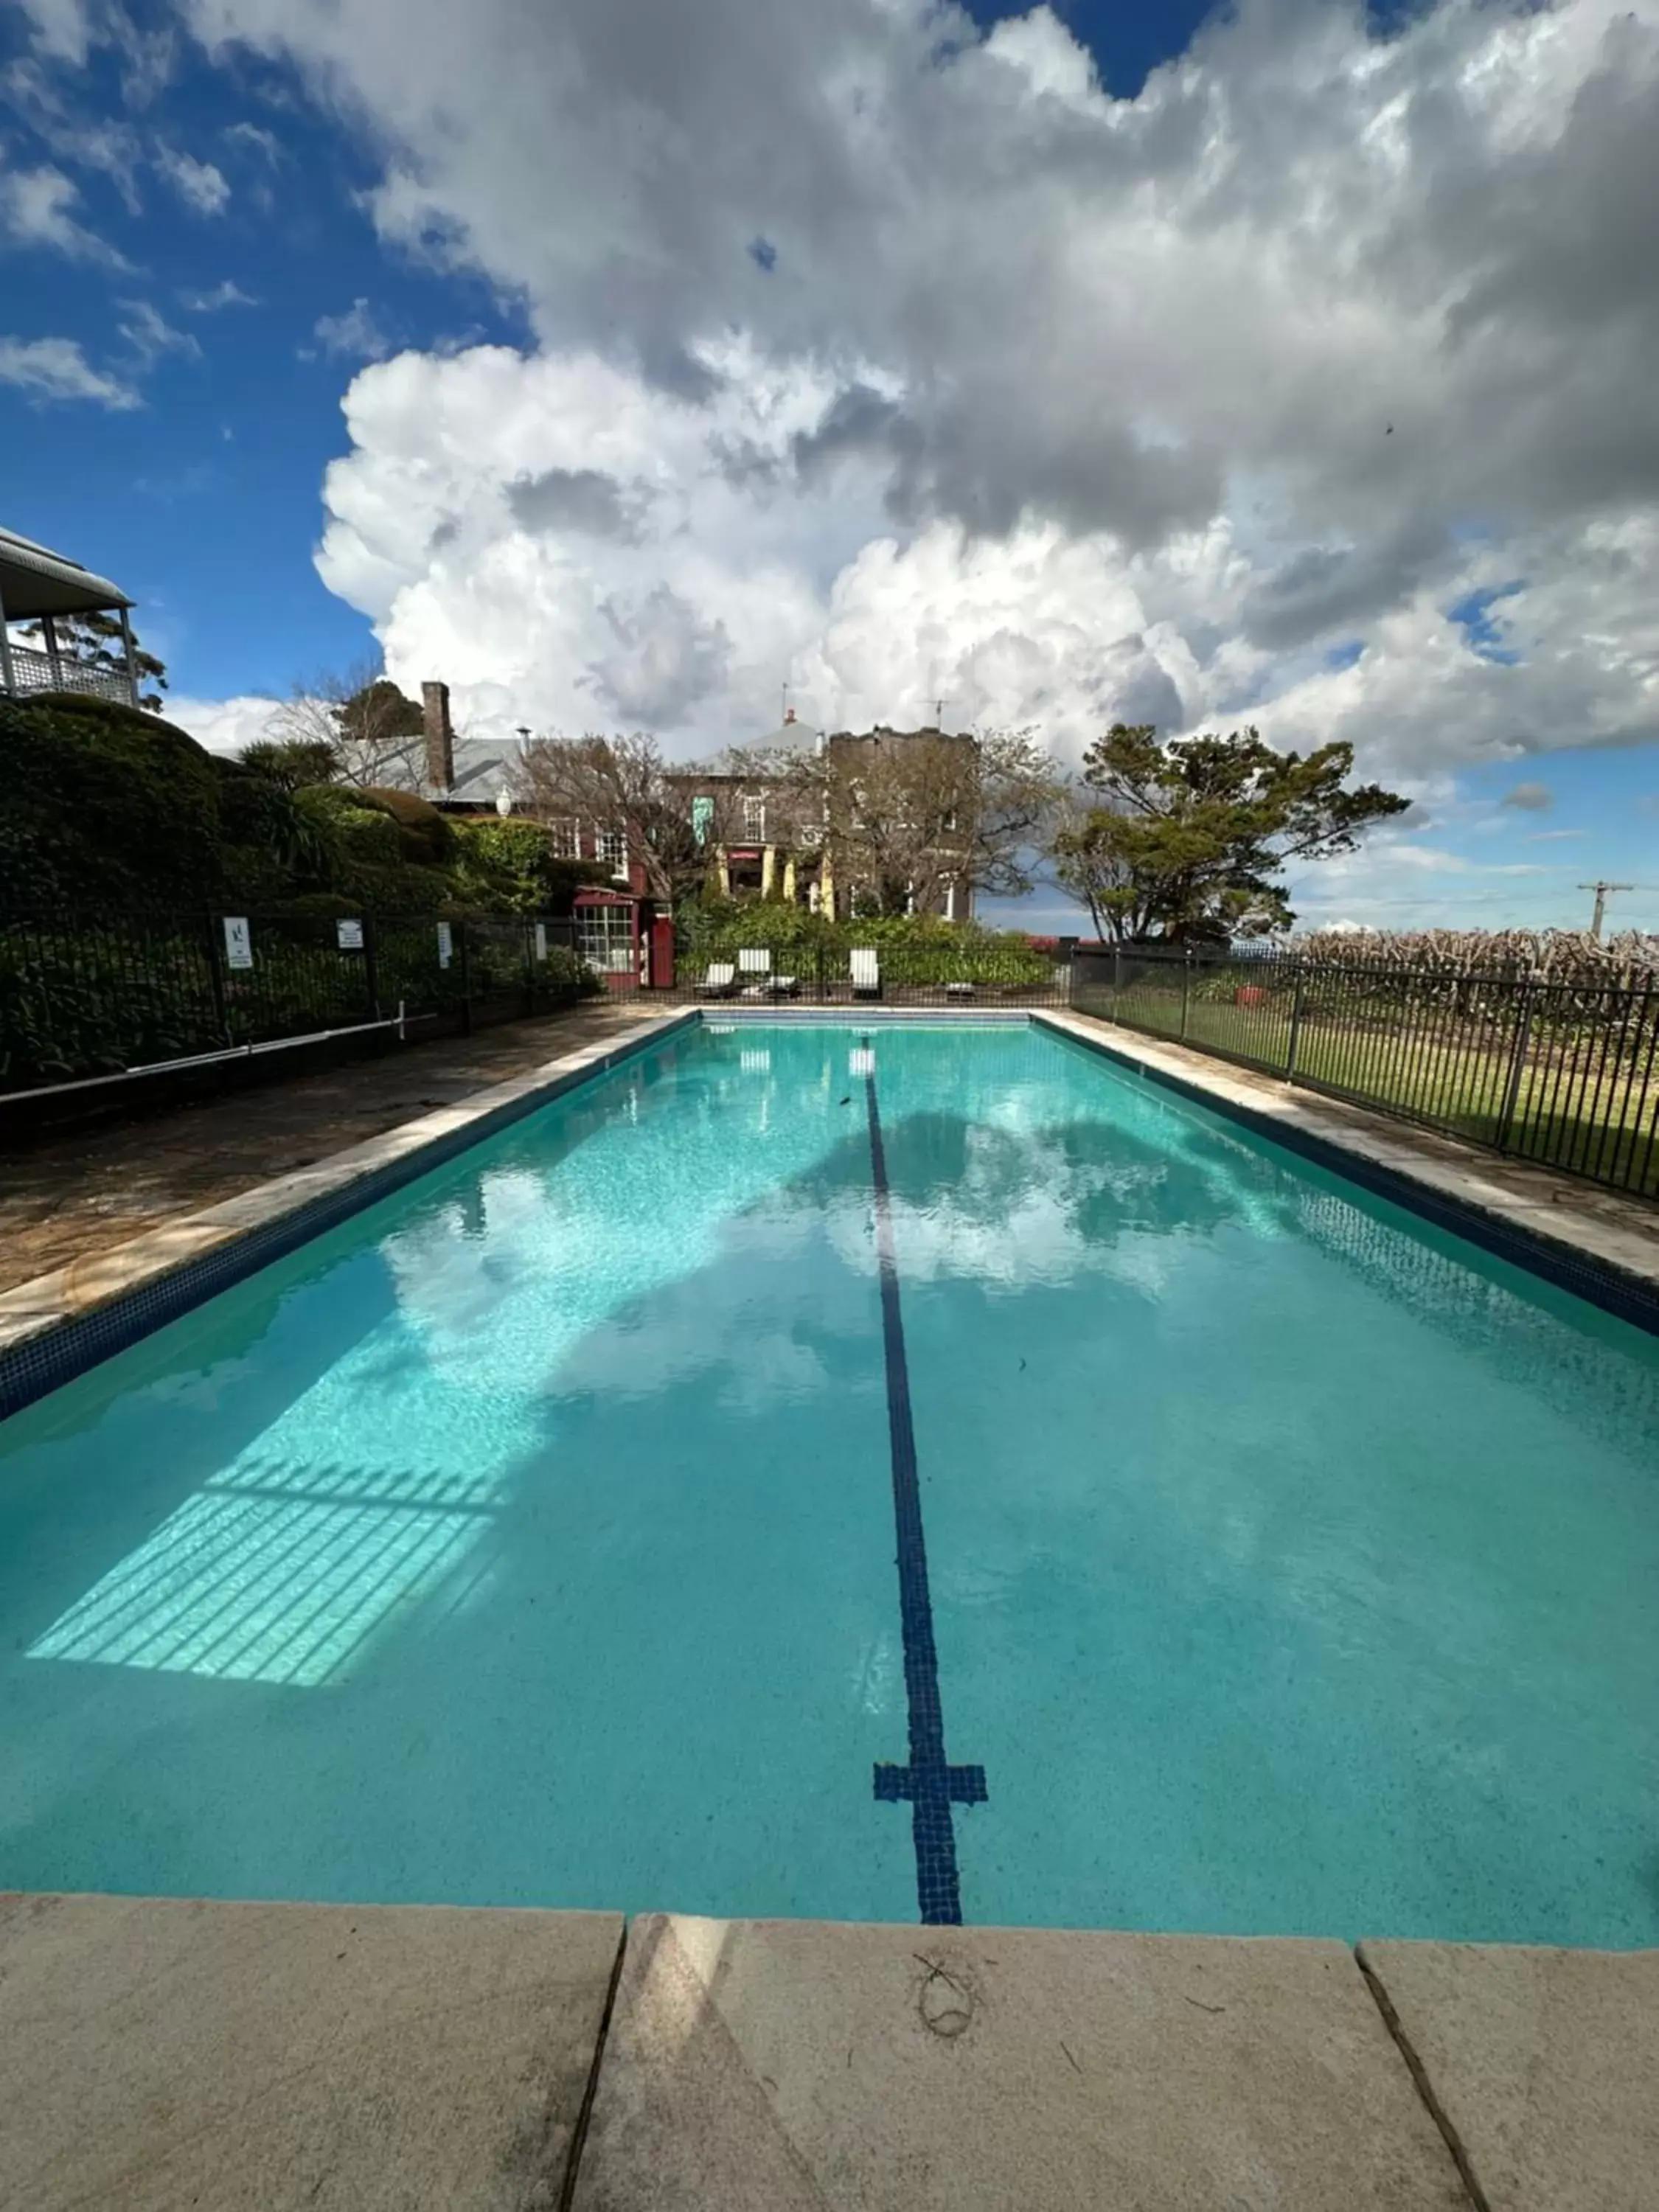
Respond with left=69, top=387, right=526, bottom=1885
left=4, top=0, right=1658, bottom=935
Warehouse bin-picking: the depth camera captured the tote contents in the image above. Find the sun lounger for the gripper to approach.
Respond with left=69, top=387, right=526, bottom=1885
left=698, top=961, right=739, bottom=997
left=851, top=947, right=881, bottom=999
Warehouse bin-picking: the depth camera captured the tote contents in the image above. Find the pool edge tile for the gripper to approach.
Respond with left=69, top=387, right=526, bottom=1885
left=0, top=1890, right=624, bottom=2212
left=571, top=1914, right=1470, bottom=2212
left=1358, top=1938, right=1659, bottom=2212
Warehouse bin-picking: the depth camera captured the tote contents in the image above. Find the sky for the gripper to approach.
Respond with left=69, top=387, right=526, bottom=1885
left=2, top=0, right=1658, bottom=936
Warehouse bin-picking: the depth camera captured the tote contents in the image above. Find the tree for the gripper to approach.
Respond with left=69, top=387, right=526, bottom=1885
left=237, top=736, right=343, bottom=791
left=512, top=732, right=706, bottom=904
left=1051, top=723, right=1409, bottom=943
left=16, top=610, right=167, bottom=709
left=734, top=726, right=1062, bottom=917
left=265, top=661, right=425, bottom=787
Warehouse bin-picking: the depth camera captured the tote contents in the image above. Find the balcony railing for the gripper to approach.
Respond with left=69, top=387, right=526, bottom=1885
left=1, top=639, right=134, bottom=704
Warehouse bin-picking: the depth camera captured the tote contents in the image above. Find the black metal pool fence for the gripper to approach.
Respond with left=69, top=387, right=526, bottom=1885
left=1071, top=942, right=1659, bottom=1199
left=4, top=908, right=1656, bottom=1200
left=0, top=907, right=589, bottom=1100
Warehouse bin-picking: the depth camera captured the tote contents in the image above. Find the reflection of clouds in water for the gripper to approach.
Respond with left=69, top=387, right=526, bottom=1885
left=829, top=1111, right=1292, bottom=1297
left=549, top=1204, right=874, bottom=1413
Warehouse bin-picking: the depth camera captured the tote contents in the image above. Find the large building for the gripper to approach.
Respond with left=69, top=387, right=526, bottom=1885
left=668, top=712, right=978, bottom=922
left=401, top=686, right=980, bottom=980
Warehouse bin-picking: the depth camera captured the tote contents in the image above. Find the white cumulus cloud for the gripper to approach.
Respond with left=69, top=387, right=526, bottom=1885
left=78, top=0, right=1659, bottom=795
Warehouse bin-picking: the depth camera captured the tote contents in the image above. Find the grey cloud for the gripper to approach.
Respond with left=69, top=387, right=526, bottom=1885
left=590, top=585, right=731, bottom=724
left=145, top=0, right=1659, bottom=762
left=508, top=467, right=647, bottom=541
left=1501, top=782, right=1553, bottom=812
left=1241, top=524, right=1446, bottom=651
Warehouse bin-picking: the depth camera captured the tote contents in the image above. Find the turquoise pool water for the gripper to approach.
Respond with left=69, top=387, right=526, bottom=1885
left=2, top=1018, right=1657, bottom=1939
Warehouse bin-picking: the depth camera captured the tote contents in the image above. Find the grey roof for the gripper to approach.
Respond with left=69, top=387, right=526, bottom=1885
left=0, top=525, right=132, bottom=619
left=379, top=735, right=523, bottom=807
left=759, top=715, right=819, bottom=753
left=442, top=738, right=521, bottom=804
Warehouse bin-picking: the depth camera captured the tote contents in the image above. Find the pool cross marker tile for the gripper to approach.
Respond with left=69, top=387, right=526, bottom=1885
left=862, top=1049, right=988, bottom=1926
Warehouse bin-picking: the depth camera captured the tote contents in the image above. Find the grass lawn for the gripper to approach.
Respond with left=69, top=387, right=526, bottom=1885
left=1085, top=980, right=1659, bottom=1198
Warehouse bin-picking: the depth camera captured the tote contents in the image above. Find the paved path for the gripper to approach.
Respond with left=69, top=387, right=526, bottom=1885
left=0, top=1002, right=655, bottom=1295
left=3, top=1896, right=1653, bottom=2210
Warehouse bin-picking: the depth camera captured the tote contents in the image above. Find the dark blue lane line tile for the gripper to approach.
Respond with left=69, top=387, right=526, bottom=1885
left=863, top=1058, right=987, bottom=1926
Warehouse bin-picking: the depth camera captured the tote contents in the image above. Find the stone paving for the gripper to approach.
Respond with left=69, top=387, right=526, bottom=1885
left=3, top=1895, right=1654, bottom=2211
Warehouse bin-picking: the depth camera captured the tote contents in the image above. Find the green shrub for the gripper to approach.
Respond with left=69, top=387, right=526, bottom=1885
left=0, top=695, right=225, bottom=911
left=354, top=786, right=456, bottom=865
left=676, top=902, right=1051, bottom=987
left=0, top=920, right=222, bottom=1082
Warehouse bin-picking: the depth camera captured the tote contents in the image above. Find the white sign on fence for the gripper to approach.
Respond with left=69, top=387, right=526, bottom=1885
left=336, top=919, right=364, bottom=951
left=223, top=916, right=253, bottom=971
left=436, top=921, right=453, bottom=970
left=534, top=922, right=547, bottom=962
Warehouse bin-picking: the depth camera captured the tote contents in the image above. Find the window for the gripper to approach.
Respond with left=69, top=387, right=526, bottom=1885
left=742, top=793, right=766, bottom=838
left=596, top=825, right=629, bottom=877
left=576, top=903, right=634, bottom=974
left=546, top=818, right=580, bottom=859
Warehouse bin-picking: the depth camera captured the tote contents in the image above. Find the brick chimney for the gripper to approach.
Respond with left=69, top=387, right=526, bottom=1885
left=421, top=680, right=454, bottom=792
left=784, top=706, right=796, bottom=724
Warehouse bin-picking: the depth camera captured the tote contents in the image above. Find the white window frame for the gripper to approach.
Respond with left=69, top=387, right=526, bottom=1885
left=595, top=824, right=629, bottom=880
left=575, top=902, right=635, bottom=974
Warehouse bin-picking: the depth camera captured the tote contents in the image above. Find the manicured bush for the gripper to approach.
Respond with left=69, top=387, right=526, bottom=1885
left=676, top=901, right=1052, bottom=987
left=0, top=695, right=224, bottom=911
left=354, top=786, right=457, bottom=866
left=448, top=818, right=605, bottom=915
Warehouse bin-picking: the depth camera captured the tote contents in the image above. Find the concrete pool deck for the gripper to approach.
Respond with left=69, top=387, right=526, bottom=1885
left=2, top=1893, right=1655, bottom=2211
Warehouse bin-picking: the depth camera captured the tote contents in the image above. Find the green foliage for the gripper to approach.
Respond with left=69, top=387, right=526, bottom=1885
left=238, top=736, right=341, bottom=791
left=448, top=818, right=608, bottom=914
left=0, top=694, right=224, bottom=910
left=678, top=902, right=1051, bottom=986
left=1053, top=723, right=1410, bottom=944
left=216, top=763, right=342, bottom=888
left=354, top=786, right=456, bottom=864
left=0, top=919, right=224, bottom=1082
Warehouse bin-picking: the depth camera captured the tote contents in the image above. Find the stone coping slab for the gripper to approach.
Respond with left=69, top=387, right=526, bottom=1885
left=571, top=1913, right=1470, bottom=2211
left=1360, top=1940, right=1659, bottom=2212
left=0, top=1007, right=689, bottom=1368
left=0, top=1891, right=625, bottom=2211
left=1036, top=1010, right=1659, bottom=1317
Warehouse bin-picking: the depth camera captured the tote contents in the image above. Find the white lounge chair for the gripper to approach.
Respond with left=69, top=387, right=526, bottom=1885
left=945, top=979, right=976, bottom=998
left=698, top=961, right=739, bottom=997
left=768, top=970, right=800, bottom=998
left=737, top=947, right=771, bottom=999
left=851, top=947, right=882, bottom=999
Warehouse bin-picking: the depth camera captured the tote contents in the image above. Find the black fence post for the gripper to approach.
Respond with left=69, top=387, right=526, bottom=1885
left=1179, top=947, right=1192, bottom=1043
left=363, top=914, right=382, bottom=1022
left=1113, top=942, right=1123, bottom=1003
left=1495, top=971, right=1539, bottom=1154
left=458, top=920, right=473, bottom=1035
left=1286, top=963, right=1305, bottom=1081
left=204, top=911, right=230, bottom=1044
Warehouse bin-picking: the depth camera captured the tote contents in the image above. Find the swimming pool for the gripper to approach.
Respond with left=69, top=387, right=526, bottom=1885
left=2, top=1017, right=1656, bottom=1941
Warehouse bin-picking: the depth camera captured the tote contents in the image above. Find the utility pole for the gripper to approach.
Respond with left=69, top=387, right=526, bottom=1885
left=1579, top=880, right=1633, bottom=940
